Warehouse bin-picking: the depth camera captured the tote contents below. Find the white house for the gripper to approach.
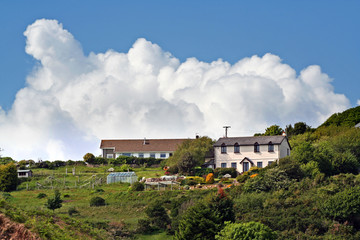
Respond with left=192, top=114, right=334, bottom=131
left=214, top=135, right=291, bottom=173
left=100, top=138, right=190, bottom=159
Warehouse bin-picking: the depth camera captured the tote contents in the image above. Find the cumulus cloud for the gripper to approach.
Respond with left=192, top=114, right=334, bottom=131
left=0, top=19, right=350, bottom=160
left=357, top=99, right=360, bottom=106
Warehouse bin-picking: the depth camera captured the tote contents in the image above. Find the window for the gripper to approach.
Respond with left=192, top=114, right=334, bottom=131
left=18, top=172, right=26, bottom=176
left=234, top=143, right=240, bottom=153
left=169, top=153, right=173, bottom=157
left=268, top=161, right=273, bottom=166
left=254, top=142, right=260, bottom=152
left=150, top=153, right=156, bottom=158
left=138, top=153, right=144, bottom=158
left=122, top=153, right=131, bottom=157
left=287, top=148, right=290, bottom=156
left=257, top=162, right=263, bottom=168
left=268, top=142, right=274, bottom=152
left=243, top=162, right=249, bottom=172
left=160, top=153, right=166, bottom=158
left=221, top=143, right=227, bottom=154
left=106, top=154, right=114, bottom=159
left=231, top=162, right=237, bottom=168
left=221, top=163, right=227, bottom=168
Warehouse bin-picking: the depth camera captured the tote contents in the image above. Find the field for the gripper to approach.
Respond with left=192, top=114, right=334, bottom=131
left=4, top=165, right=212, bottom=239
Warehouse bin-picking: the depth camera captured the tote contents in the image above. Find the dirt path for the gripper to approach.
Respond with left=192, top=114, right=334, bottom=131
left=0, top=214, right=40, bottom=240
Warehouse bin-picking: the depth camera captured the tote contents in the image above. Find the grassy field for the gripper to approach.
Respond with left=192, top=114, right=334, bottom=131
left=5, top=166, right=211, bottom=239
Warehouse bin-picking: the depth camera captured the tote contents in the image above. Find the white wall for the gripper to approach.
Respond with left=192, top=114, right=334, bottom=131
left=214, top=144, right=281, bottom=173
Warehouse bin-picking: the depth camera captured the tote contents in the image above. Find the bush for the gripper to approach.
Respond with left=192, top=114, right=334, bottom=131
left=45, top=190, right=63, bottom=212
left=0, top=163, right=18, bottom=192
left=206, top=173, right=215, bottom=184
left=131, top=182, right=144, bottom=191
left=214, top=168, right=237, bottom=178
left=37, top=193, right=47, bottom=199
left=145, top=202, right=170, bottom=230
left=68, top=206, right=79, bottom=216
left=136, top=218, right=153, bottom=234
left=90, top=196, right=106, bottom=207
left=83, top=153, right=96, bottom=164
left=215, top=221, right=277, bottom=240
left=119, top=164, right=132, bottom=172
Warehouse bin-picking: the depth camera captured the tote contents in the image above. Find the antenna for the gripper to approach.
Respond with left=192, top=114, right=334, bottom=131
left=223, top=126, right=231, bottom=138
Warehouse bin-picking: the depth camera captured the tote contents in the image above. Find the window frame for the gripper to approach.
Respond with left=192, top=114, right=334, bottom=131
left=243, top=162, right=249, bottom=172
left=231, top=162, right=237, bottom=169
left=257, top=162, right=263, bottom=168
left=254, top=142, right=260, bottom=153
left=150, top=153, right=156, bottom=158
left=221, top=143, right=227, bottom=154
left=268, top=142, right=274, bottom=152
left=234, top=143, right=240, bottom=153
left=221, top=163, right=227, bottom=168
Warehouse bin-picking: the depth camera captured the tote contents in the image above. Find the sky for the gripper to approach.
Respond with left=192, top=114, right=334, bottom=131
left=0, top=1, right=359, bottom=160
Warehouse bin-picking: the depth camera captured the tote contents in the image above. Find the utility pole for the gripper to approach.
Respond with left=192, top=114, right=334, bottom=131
left=223, top=126, right=231, bottom=138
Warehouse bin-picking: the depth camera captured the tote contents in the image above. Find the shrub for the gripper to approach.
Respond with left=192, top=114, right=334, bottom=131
left=119, top=164, right=132, bottom=172
left=68, top=207, right=79, bottom=216
left=145, top=202, right=170, bottom=230
left=136, top=218, right=153, bottom=234
left=83, top=153, right=96, bottom=164
left=0, top=163, right=18, bottom=192
left=215, top=221, right=277, bottom=240
left=63, top=194, right=70, bottom=198
left=214, top=168, right=237, bottom=178
left=206, top=173, right=215, bottom=184
left=131, top=182, right=144, bottom=191
left=90, top=196, right=106, bottom=207
left=45, top=190, right=63, bottom=212
left=37, top=193, right=47, bottom=199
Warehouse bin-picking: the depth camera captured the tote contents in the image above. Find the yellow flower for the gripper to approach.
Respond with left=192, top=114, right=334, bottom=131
left=250, top=173, right=258, bottom=178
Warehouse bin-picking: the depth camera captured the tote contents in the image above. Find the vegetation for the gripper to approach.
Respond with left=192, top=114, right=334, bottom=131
left=215, top=221, right=277, bottom=240
left=45, top=190, right=62, bottom=212
left=89, top=196, right=106, bottom=207
left=0, top=163, right=18, bottom=191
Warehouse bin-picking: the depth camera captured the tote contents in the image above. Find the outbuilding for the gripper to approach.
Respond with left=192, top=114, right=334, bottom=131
left=17, top=169, right=33, bottom=178
left=106, top=172, right=138, bottom=184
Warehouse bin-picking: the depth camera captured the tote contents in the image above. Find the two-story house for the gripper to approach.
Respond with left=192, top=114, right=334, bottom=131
left=214, top=135, right=291, bottom=173
left=100, top=138, right=190, bottom=159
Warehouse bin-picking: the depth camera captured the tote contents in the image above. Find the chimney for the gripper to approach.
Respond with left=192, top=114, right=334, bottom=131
left=143, top=137, right=149, bottom=145
left=223, top=126, right=231, bottom=138
left=282, top=131, right=286, bottom=136
left=196, top=133, right=199, bottom=139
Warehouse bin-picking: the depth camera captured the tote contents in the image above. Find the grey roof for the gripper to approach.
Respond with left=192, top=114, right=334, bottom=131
left=214, top=135, right=288, bottom=147
left=17, top=170, right=32, bottom=173
left=355, top=123, right=360, bottom=128
left=107, top=172, right=137, bottom=177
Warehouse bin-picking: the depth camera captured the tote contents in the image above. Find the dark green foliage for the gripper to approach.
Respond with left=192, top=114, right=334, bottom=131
left=320, top=106, right=360, bottom=127
left=37, top=193, right=47, bottom=199
left=278, top=156, right=304, bottom=180
left=145, top=202, right=170, bottom=230
left=214, top=167, right=237, bottom=178
left=215, top=221, right=277, bottom=240
left=321, top=186, right=360, bottom=222
left=243, top=168, right=292, bottom=193
left=175, top=190, right=235, bottom=240
left=165, top=136, right=214, bottom=175
left=193, top=167, right=213, bottom=177
left=0, top=163, right=18, bottom=192
left=136, top=218, right=154, bottom=234
left=45, top=190, right=63, bottom=212
left=286, top=122, right=313, bottom=138
left=109, top=156, right=161, bottom=167
left=90, top=196, right=106, bottom=207
left=131, top=181, right=144, bottom=191
left=83, top=153, right=96, bottom=164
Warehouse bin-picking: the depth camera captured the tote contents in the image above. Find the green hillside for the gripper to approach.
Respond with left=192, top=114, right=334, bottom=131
left=320, top=106, right=360, bottom=127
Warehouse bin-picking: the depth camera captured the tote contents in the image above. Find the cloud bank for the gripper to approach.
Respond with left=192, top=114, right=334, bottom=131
left=0, top=19, right=350, bottom=160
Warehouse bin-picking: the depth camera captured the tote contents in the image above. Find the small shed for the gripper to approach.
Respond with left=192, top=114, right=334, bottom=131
left=107, top=172, right=137, bottom=184
left=17, top=170, right=33, bottom=178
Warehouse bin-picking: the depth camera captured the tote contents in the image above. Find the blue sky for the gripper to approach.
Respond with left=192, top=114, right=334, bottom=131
left=0, top=1, right=359, bottom=160
left=1, top=1, right=359, bottom=110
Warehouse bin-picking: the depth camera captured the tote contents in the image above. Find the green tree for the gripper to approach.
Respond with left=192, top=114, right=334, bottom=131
left=45, top=190, right=63, bottom=212
left=83, top=153, right=96, bottom=164
left=0, top=163, right=18, bottom=192
left=264, top=125, right=283, bottom=136
left=166, top=136, right=214, bottom=175
left=145, top=202, right=170, bottom=230
left=215, top=221, right=277, bottom=240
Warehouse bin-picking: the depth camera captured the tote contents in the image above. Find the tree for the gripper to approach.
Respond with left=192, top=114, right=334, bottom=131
left=264, top=125, right=283, bottom=136
left=166, top=136, right=214, bottom=175
left=215, top=221, right=277, bottom=240
left=145, top=202, right=170, bottom=230
left=45, top=190, right=63, bottom=212
left=83, top=153, right=95, bottom=164
left=0, top=163, right=18, bottom=192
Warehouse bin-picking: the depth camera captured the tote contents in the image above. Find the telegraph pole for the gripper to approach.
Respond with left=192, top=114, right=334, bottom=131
left=223, top=126, right=231, bottom=138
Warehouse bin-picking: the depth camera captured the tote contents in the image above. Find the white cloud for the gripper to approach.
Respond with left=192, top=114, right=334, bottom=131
left=357, top=99, right=360, bottom=106
left=0, top=19, right=351, bottom=160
